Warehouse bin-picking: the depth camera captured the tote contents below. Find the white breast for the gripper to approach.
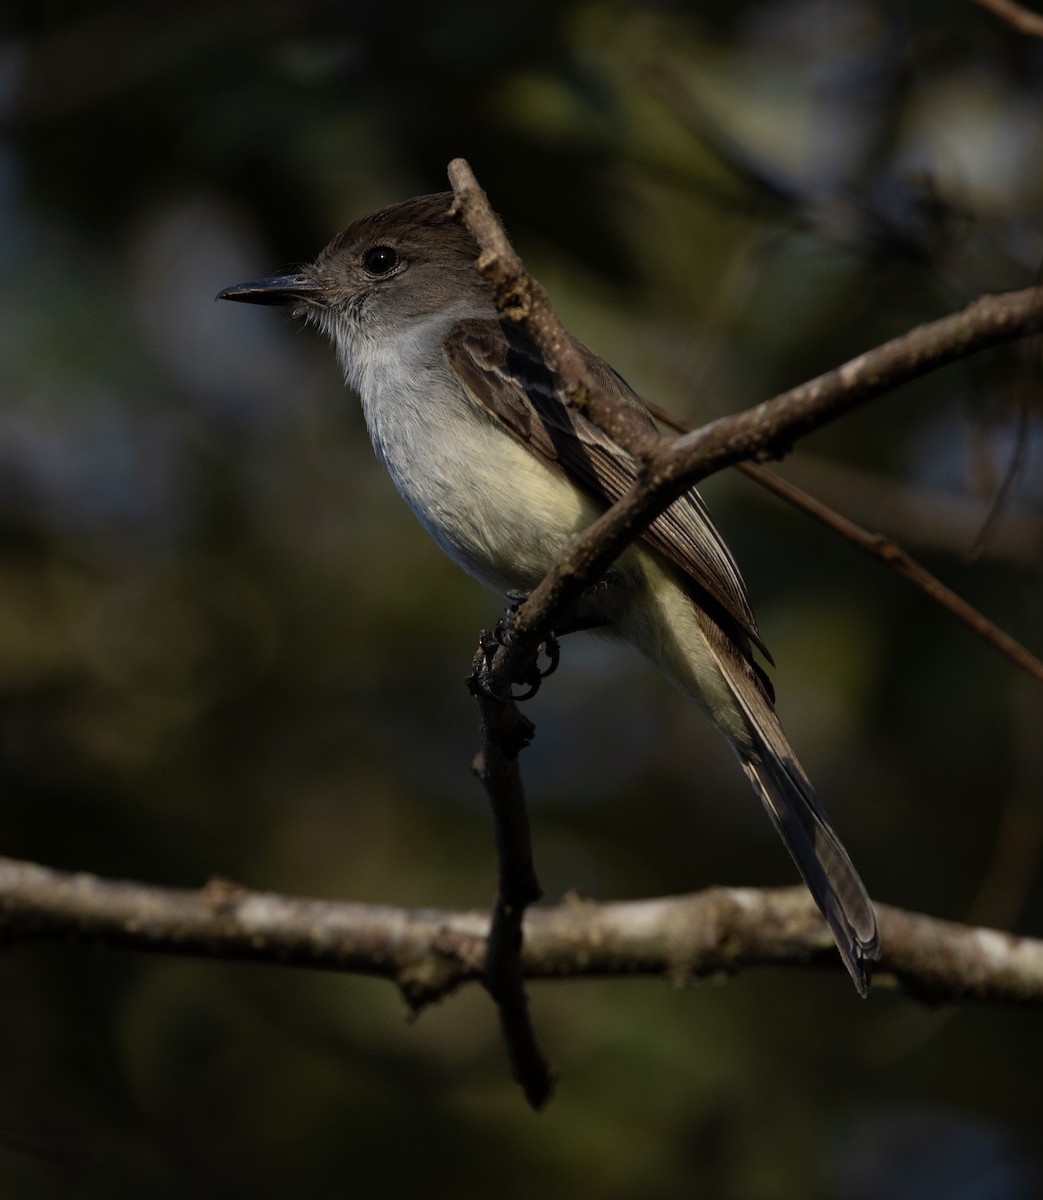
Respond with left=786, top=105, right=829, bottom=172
left=339, top=315, right=597, bottom=595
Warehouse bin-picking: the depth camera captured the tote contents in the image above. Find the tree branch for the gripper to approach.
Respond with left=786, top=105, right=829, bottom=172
left=467, top=637, right=554, bottom=1108
left=739, top=460, right=1043, bottom=685
left=448, top=160, right=659, bottom=461
left=2, top=856, right=1041, bottom=1007
left=443, top=158, right=1043, bottom=1101
left=640, top=398, right=1043, bottom=687
left=447, top=156, right=1043, bottom=686
left=972, top=0, right=1043, bottom=37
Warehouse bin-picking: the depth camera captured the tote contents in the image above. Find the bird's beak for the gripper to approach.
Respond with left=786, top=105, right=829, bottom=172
left=216, top=274, right=324, bottom=307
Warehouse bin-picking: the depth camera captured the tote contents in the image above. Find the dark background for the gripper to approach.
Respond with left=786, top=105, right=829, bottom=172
left=1, top=1, right=1041, bottom=1196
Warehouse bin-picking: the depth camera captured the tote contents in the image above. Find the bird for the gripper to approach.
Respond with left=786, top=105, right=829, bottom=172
left=218, top=191, right=879, bottom=994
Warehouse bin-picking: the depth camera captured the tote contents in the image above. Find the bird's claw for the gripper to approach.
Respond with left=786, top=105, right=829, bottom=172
left=468, top=599, right=561, bottom=703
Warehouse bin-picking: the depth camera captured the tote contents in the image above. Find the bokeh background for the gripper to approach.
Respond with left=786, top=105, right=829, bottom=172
left=1, top=1, right=1042, bottom=1196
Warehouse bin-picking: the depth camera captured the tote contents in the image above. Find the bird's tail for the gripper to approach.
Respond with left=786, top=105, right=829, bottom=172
left=706, top=626, right=879, bottom=995
left=739, top=753, right=879, bottom=996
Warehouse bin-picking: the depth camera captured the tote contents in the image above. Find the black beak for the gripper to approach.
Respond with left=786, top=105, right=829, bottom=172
left=216, top=274, right=324, bottom=307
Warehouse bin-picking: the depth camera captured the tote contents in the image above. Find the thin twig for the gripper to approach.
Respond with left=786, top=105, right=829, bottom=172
left=641, top=397, right=1043, bottom=686
left=741, top=461, right=1043, bottom=685
left=449, top=154, right=1043, bottom=694
left=965, top=321, right=1041, bottom=561
left=972, top=0, right=1043, bottom=37
left=448, top=159, right=660, bottom=461
left=467, top=638, right=554, bottom=1109
left=964, top=383, right=1031, bottom=562
left=2, top=856, right=1043, bottom=1006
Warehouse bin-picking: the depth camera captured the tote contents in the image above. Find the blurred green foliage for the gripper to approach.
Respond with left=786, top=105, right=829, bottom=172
left=0, top=1, right=1041, bottom=1196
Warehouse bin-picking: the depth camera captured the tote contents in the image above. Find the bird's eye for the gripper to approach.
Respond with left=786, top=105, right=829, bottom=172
left=362, top=245, right=399, bottom=275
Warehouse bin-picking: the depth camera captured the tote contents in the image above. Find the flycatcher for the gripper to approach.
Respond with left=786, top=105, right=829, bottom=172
left=218, top=192, right=879, bottom=994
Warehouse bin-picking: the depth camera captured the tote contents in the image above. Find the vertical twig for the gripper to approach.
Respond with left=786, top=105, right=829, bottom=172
left=468, top=639, right=555, bottom=1109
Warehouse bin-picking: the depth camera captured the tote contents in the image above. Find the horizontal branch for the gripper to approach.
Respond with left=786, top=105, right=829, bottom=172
left=2, top=856, right=1041, bottom=1009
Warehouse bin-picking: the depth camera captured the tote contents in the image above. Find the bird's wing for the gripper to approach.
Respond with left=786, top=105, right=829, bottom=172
left=444, top=317, right=772, bottom=665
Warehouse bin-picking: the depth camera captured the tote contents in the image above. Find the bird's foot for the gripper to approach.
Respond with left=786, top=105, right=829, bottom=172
left=468, top=595, right=560, bottom=703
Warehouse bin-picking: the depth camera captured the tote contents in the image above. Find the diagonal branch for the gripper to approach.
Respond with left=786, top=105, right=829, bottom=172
left=447, top=157, right=1043, bottom=687
left=972, top=0, right=1043, bottom=37
left=738, top=460, right=1043, bottom=685
left=639, top=397, right=1043, bottom=687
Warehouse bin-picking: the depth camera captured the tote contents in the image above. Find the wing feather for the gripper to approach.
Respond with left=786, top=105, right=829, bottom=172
left=445, top=318, right=772, bottom=665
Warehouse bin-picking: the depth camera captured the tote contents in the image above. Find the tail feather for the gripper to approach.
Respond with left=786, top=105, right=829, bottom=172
left=702, top=623, right=879, bottom=995
left=741, top=755, right=879, bottom=996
